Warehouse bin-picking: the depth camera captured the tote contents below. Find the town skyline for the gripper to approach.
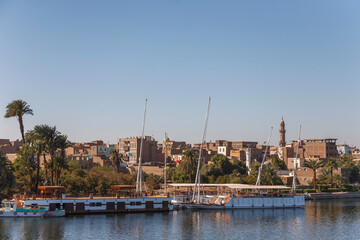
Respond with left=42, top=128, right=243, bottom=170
left=1, top=111, right=359, bottom=148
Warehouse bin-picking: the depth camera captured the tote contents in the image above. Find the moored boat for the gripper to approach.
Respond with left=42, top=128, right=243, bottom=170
left=18, top=185, right=173, bottom=215
left=0, top=199, right=65, bottom=217
left=170, top=183, right=305, bottom=210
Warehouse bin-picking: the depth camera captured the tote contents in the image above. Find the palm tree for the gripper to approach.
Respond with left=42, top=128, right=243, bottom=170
left=179, top=149, right=198, bottom=183
left=304, top=159, right=324, bottom=190
left=41, top=125, right=59, bottom=185
left=110, top=149, right=123, bottom=173
left=27, top=124, right=61, bottom=185
left=26, top=126, right=50, bottom=189
left=326, top=158, right=339, bottom=188
left=56, top=135, right=70, bottom=158
left=0, top=152, right=15, bottom=196
left=52, top=156, right=68, bottom=185
left=4, top=100, right=33, bottom=143
left=32, top=140, right=44, bottom=191
left=14, top=144, right=37, bottom=193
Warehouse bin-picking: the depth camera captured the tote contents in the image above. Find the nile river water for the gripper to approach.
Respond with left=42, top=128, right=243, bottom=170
left=1, top=199, right=360, bottom=240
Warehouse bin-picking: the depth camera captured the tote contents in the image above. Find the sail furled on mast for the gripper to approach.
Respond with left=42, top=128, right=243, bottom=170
left=136, top=99, right=148, bottom=195
left=256, top=127, right=273, bottom=186
left=192, top=97, right=211, bottom=203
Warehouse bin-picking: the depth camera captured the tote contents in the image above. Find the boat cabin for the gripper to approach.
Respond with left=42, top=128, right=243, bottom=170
left=1, top=200, right=17, bottom=212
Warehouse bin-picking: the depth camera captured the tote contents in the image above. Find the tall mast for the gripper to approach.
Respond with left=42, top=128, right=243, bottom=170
left=136, top=99, right=148, bottom=195
left=192, top=97, right=211, bottom=203
left=256, top=127, right=273, bottom=186
left=164, top=132, right=168, bottom=195
left=292, top=125, right=302, bottom=194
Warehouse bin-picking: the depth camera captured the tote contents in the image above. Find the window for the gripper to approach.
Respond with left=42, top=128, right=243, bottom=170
left=136, top=202, right=142, bottom=206
left=130, top=202, right=135, bottom=206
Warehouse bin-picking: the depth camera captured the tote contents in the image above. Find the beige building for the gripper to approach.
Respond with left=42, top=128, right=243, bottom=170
left=304, top=138, right=338, bottom=160
left=163, top=136, right=190, bottom=161
left=118, top=136, right=163, bottom=164
left=0, top=139, right=22, bottom=162
left=65, top=140, right=114, bottom=168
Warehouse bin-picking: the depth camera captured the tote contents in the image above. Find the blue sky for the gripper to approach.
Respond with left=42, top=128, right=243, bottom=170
left=0, top=1, right=359, bottom=147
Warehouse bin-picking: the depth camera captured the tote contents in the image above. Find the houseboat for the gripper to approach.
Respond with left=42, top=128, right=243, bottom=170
left=19, top=185, right=173, bottom=215
left=170, top=183, right=305, bottom=209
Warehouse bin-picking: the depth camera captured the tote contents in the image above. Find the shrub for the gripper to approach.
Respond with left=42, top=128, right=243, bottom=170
left=319, top=185, right=329, bottom=192
left=328, top=188, right=342, bottom=192
left=341, top=184, right=358, bottom=192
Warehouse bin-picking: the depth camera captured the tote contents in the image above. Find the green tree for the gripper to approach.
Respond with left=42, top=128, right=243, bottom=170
left=56, top=134, right=70, bottom=158
left=271, top=155, right=287, bottom=170
left=200, top=164, right=219, bottom=183
left=210, top=154, right=233, bottom=175
left=29, top=125, right=66, bottom=186
left=26, top=128, right=47, bottom=193
left=232, top=159, right=248, bottom=175
left=326, top=158, right=339, bottom=188
left=172, top=149, right=198, bottom=183
left=248, top=161, right=261, bottom=184
left=145, top=173, right=163, bottom=193
left=52, top=156, right=68, bottom=185
left=4, top=100, right=33, bottom=143
left=248, top=161, right=282, bottom=185
left=96, top=180, right=110, bottom=196
left=304, top=159, right=324, bottom=190
left=0, top=152, right=15, bottom=199
left=338, top=154, right=354, bottom=168
left=348, top=164, right=360, bottom=184
left=110, top=149, right=123, bottom=173
left=13, top=144, right=37, bottom=193
left=318, top=168, right=343, bottom=187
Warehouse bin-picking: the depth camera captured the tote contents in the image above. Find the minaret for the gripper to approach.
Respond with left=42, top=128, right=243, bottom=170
left=279, top=117, right=286, bottom=147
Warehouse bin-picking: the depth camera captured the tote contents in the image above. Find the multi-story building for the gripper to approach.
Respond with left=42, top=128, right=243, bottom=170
left=304, top=138, right=338, bottom=160
left=337, top=144, right=352, bottom=155
left=118, top=136, right=163, bottom=164
left=163, top=136, right=190, bottom=161
left=65, top=140, right=114, bottom=168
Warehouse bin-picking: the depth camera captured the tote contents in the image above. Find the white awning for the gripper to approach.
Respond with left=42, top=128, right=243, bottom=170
left=168, top=183, right=290, bottom=190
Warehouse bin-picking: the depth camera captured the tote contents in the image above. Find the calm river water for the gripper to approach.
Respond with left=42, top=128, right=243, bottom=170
left=1, top=199, right=360, bottom=239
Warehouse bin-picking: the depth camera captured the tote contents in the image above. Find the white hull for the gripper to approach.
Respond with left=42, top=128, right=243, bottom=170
left=0, top=211, right=65, bottom=218
left=23, top=197, right=173, bottom=214
left=185, top=195, right=305, bottom=210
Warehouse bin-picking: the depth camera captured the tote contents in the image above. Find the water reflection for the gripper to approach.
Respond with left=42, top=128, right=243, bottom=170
left=1, top=200, right=360, bottom=239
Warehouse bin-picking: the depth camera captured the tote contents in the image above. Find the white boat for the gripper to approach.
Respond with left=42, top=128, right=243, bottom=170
left=0, top=199, right=65, bottom=217
left=22, top=195, right=173, bottom=214
left=170, top=183, right=305, bottom=209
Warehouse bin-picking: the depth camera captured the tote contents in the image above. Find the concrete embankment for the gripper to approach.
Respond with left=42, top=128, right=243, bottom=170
left=306, top=192, right=360, bottom=200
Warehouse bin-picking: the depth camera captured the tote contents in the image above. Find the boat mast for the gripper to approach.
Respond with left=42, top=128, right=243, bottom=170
left=292, top=125, right=302, bottom=195
left=136, top=99, right=148, bottom=196
left=256, top=127, right=273, bottom=186
left=192, top=97, right=211, bottom=203
left=164, top=132, right=168, bottom=195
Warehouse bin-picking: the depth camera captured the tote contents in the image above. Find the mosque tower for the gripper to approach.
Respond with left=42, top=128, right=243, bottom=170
left=279, top=117, right=286, bottom=147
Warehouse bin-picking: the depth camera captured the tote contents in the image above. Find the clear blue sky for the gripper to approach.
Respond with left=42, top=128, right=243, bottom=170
left=0, top=0, right=359, bottom=147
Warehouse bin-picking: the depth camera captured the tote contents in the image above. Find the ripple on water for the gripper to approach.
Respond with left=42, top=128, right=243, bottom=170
left=1, top=200, right=360, bottom=240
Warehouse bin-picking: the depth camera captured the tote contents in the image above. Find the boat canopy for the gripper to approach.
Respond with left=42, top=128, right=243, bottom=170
left=168, top=183, right=290, bottom=190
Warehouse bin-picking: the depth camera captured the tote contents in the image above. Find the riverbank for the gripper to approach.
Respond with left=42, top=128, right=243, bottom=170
left=306, top=192, right=360, bottom=200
